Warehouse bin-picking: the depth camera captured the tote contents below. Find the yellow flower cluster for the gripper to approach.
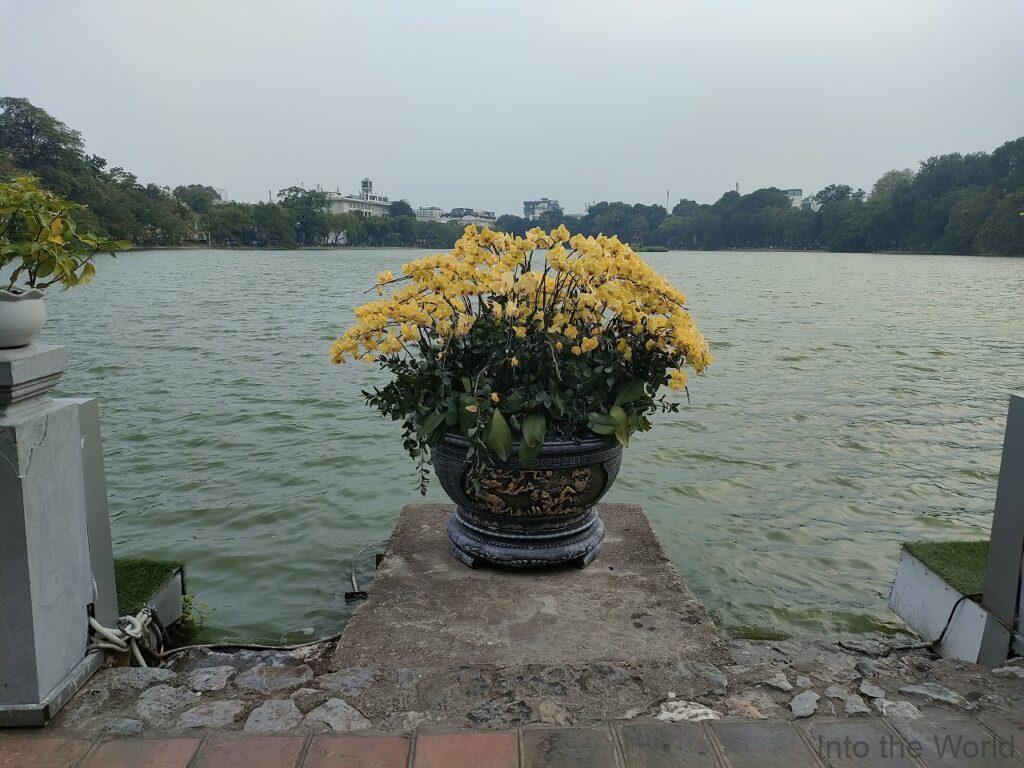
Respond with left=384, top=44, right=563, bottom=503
left=332, top=225, right=711, bottom=385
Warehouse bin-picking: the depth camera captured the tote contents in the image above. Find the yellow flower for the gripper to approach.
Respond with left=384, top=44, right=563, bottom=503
left=490, top=393, right=500, bottom=403
left=465, top=404, right=478, bottom=413
left=668, top=369, right=688, bottom=391
left=510, top=356, right=519, bottom=367
left=336, top=226, right=711, bottom=398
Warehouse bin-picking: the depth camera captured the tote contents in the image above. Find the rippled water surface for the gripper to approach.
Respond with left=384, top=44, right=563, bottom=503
left=43, top=248, right=1023, bottom=642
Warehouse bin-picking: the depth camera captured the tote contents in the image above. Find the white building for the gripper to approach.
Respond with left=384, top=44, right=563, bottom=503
left=326, top=178, right=391, bottom=218
left=782, top=188, right=803, bottom=207
left=523, top=198, right=561, bottom=220
left=415, top=206, right=445, bottom=222
left=446, top=208, right=496, bottom=227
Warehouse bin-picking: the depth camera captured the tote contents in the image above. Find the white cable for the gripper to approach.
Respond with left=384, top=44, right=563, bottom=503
left=87, top=606, right=158, bottom=667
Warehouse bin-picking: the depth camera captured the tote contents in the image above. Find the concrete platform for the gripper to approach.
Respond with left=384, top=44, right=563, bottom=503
left=329, top=503, right=730, bottom=726
left=334, top=503, right=728, bottom=670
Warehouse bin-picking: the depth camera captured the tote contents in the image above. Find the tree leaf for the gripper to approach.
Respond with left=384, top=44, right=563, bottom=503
left=485, top=409, right=512, bottom=461
left=522, top=412, right=546, bottom=447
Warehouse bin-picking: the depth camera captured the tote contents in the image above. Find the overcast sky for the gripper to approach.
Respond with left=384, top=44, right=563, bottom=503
left=3, top=1, right=1023, bottom=215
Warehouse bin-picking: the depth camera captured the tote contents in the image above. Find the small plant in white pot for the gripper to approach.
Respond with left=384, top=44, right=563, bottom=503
left=0, top=176, right=127, bottom=348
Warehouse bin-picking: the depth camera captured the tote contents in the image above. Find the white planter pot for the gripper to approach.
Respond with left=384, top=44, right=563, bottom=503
left=0, top=288, right=47, bottom=348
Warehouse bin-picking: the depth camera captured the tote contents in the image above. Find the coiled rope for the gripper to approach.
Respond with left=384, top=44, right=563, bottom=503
left=88, top=606, right=169, bottom=667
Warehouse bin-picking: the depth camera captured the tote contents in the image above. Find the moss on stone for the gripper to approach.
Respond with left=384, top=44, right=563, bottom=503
left=114, top=557, right=183, bottom=616
left=903, top=540, right=988, bottom=596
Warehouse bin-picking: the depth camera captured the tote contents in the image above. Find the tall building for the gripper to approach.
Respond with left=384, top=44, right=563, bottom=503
left=782, top=188, right=803, bottom=207
left=326, top=178, right=391, bottom=217
left=523, top=198, right=561, bottom=220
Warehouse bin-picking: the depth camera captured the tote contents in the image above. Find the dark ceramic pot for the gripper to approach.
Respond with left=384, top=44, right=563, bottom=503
left=432, top=432, right=622, bottom=568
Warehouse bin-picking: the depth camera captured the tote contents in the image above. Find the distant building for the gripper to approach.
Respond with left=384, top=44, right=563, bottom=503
left=415, top=206, right=445, bottom=222
left=523, top=198, right=561, bottom=220
left=800, top=195, right=822, bottom=213
left=446, top=208, right=496, bottom=227
left=782, top=188, right=803, bottom=207
left=326, top=177, right=391, bottom=218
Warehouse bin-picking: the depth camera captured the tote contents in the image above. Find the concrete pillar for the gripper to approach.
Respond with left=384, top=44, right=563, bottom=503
left=0, top=344, right=105, bottom=726
left=979, top=393, right=1024, bottom=665
left=67, top=398, right=119, bottom=626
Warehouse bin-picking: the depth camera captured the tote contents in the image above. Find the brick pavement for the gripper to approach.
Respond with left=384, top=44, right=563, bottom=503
left=2, top=713, right=1022, bottom=767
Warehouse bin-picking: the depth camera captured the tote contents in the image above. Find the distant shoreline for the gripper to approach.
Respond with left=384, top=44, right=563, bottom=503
left=123, top=244, right=1020, bottom=258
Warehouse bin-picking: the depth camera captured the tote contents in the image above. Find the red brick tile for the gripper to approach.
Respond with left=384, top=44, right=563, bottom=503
left=195, top=735, right=305, bottom=768
left=83, top=738, right=201, bottom=768
left=414, top=732, right=518, bottom=768
left=0, top=737, right=91, bottom=768
left=304, top=735, right=410, bottom=768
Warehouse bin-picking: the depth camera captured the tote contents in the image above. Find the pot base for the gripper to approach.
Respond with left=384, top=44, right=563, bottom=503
left=446, top=505, right=605, bottom=569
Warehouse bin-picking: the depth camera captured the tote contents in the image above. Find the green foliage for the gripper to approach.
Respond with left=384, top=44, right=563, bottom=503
left=0, top=176, right=128, bottom=291
left=389, top=199, right=415, bottom=217
left=363, top=308, right=683, bottom=492
left=494, top=140, right=1024, bottom=256
left=173, top=184, right=221, bottom=214
left=3, top=97, right=1020, bottom=256
left=0, top=98, right=196, bottom=246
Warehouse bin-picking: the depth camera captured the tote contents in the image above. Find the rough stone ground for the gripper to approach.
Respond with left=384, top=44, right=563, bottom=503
left=38, top=636, right=1024, bottom=735
left=38, top=502, right=1024, bottom=736
left=23, top=501, right=1024, bottom=757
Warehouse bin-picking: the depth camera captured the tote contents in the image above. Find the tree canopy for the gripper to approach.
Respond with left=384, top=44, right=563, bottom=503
left=1, top=98, right=1021, bottom=255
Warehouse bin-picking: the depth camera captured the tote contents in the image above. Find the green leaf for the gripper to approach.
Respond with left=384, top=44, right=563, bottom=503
left=461, top=376, right=472, bottom=393
left=518, top=440, right=542, bottom=466
left=522, top=413, right=546, bottom=448
left=458, top=395, right=478, bottom=434
left=36, top=255, right=56, bottom=278
left=588, top=411, right=618, bottom=435
left=609, top=405, right=630, bottom=447
left=485, top=409, right=513, bottom=461
left=419, top=410, right=445, bottom=440
left=614, top=378, right=645, bottom=405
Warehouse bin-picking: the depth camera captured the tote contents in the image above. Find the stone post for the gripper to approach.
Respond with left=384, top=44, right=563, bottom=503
left=0, top=344, right=107, bottom=726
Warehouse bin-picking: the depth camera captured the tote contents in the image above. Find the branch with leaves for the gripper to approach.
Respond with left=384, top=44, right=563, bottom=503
left=0, top=176, right=129, bottom=292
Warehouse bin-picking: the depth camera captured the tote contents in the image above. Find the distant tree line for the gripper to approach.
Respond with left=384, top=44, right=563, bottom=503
left=2, top=97, right=1021, bottom=255
left=497, top=146, right=1023, bottom=256
left=0, top=98, right=466, bottom=248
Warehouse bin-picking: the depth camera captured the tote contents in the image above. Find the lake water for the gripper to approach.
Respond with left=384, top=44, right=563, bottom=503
left=42, top=248, right=1024, bottom=643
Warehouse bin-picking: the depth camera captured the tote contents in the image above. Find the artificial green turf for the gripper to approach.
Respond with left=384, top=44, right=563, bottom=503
left=903, top=540, right=988, bottom=596
left=114, top=557, right=184, bottom=616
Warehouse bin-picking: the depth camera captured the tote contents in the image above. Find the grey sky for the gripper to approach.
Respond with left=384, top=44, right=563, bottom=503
left=4, top=0, right=1023, bottom=215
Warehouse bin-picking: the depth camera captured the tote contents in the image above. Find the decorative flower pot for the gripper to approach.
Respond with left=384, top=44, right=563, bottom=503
left=0, top=289, right=47, bottom=348
left=433, top=433, right=623, bottom=568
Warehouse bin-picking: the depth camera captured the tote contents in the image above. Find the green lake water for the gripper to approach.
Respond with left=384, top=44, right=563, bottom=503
left=43, top=248, right=1023, bottom=642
